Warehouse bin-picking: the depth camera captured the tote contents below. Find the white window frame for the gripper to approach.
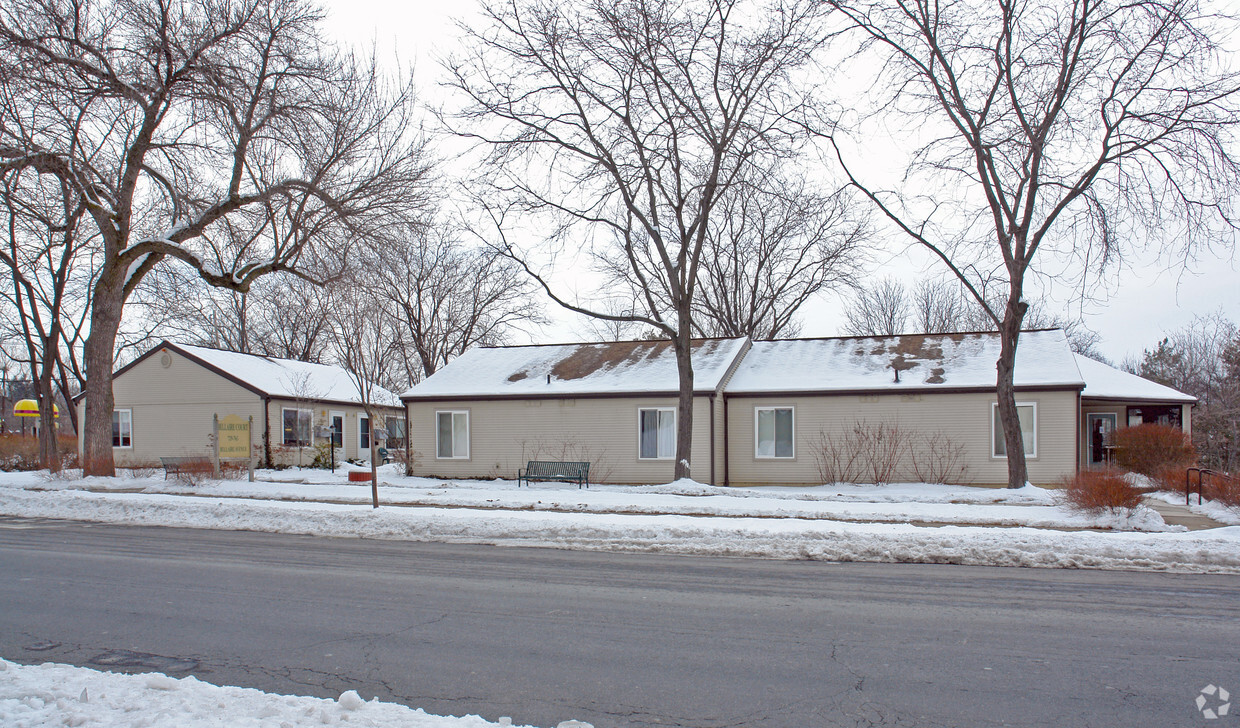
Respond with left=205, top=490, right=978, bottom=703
left=637, top=407, right=677, bottom=461
left=754, top=406, right=795, bottom=459
left=281, top=407, right=313, bottom=447
left=992, top=402, right=1037, bottom=459
left=359, top=414, right=371, bottom=452
left=435, top=410, right=470, bottom=460
left=112, top=409, right=132, bottom=449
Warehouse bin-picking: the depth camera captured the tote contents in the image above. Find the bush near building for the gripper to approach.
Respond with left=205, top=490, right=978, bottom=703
left=1061, top=470, right=1144, bottom=514
left=1112, top=423, right=1196, bottom=478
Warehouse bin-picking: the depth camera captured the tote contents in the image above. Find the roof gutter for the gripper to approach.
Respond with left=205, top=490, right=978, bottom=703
left=722, top=394, right=730, bottom=488
left=401, top=389, right=719, bottom=404
left=724, top=383, right=1086, bottom=398
left=708, top=393, right=716, bottom=487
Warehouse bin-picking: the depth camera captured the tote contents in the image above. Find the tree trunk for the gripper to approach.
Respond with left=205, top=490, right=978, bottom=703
left=369, top=409, right=379, bottom=508
left=36, top=346, right=59, bottom=472
left=82, top=272, right=125, bottom=476
left=673, top=307, right=695, bottom=482
left=995, top=295, right=1029, bottom=489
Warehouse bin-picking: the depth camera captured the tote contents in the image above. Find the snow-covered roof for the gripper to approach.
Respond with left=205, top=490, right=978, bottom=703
left=726, top=329, right=1084, bottom=394
left=1075, top=355, right=1196, bottom=403
left=402, top=338, right=749, bottom=399
left=167, top=343, right=400, bottom=407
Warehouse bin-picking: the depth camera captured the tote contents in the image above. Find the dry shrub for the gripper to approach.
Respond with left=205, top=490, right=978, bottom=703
left=0, top=434, right=42, bottom=470
left=1061, top=470, right=1143, bottom=514
left=1113, top=424, right=1195, bottom=478
left=1148, top=464, right=1187, bottom=492
left=126, top=465, right=161, bottom=479
left=171, top=459, right=215, bottom=486
left=814, top=423, right=971, bottom=485
left=813, top=429, right=865, bottom=484
left=1205, top=473, right=1240, bottom=509
left=909, top=432, right=971, bottom=485
left=813, top=422, right=910, bottom=485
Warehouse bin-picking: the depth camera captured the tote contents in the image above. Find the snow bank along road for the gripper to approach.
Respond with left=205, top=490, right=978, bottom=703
left=3, top=471, right=1240, bottom=572
left=0, top=658, right=564, bottom=728
left=2, top=518, right=1238, bottom=728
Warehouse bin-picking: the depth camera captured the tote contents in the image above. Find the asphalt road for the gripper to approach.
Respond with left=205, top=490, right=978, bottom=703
left=0, top=517, right=1237, bottom=728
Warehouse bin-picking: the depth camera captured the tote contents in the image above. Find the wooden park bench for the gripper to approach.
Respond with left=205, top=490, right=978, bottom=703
left=517, top=460, right=590, bottom=489
left=159, top=456, right=212, bottom=480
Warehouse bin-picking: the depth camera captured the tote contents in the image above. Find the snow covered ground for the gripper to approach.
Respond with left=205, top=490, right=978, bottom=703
left=0, top=465, right=1177, bottom=529
left=0, top=658, right=587, bottom=728
left=2, top=466, right=1240, bottom=572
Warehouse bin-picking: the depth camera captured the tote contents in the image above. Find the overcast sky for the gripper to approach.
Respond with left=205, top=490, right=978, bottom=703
left=320, top=0, right=1240, bottom=364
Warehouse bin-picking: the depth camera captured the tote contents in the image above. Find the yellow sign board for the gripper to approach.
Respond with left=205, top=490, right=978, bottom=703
left=218, top=415, right=251, bottom=460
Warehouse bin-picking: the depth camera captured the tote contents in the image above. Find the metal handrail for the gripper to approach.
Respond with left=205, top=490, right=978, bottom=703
left=1186, top=467, right=1232, bottom=505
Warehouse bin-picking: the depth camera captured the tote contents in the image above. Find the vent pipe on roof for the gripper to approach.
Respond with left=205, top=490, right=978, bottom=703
left=547, top=374, right=551, bottom=385
left=893, top=366, right=900, bottom=384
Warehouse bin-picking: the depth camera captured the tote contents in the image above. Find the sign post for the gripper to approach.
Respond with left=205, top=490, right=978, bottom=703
left=248, top=415, right=255, bottom=482
left=212, top=414, right=220, bottom=478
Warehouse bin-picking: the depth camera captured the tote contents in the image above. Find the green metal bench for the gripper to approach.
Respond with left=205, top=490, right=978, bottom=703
left=518, top=460, right=590, bottom=489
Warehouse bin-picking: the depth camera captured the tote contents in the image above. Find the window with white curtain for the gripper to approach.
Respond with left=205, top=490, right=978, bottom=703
left=436, top=411, right=469, bottom=459
left=638, top=407, right=676, bottom=460
left=755, top=407, right=794, bottom=459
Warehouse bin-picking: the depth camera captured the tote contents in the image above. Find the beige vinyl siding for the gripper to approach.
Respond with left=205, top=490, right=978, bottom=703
left=725, top=390, right=1079, bottom=487
left=711, top=394, right=726, bottom=486
left=96, top=348, right=262, bottom=467
left=406, top=396, right=717, bottom=484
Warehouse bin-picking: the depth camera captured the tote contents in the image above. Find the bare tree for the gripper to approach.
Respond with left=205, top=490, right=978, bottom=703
left=908, top=279, right=987, bottom=335
left=371, top=228, right=541, bottom=384
left=691, top=177, right=866, bottom=339
left=449, top=0, right=832, bottom=479
left=842, top=276, right=908, bottom=337
left=144, top=268, right=333, bottom=362
left=0, top=0, right=433, bottom=475
left=1129, top=313, right=1238, bottom=470
left=826, top=0, right=1240, bottom=486
left=0, top=165, right=100, bottom=465
left=327, top=283, right=401, bottom=506
left=846, top=275, right=1107, bottom=359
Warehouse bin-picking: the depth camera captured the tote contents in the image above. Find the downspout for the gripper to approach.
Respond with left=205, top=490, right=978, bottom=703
left=1074, top=390, right=1081, bottom=474
left=262, top=395, right=271, bottom=468
left=709, top=393, right=716, bottom=487
left=404, top=399, right=413, bottom=477
left=722, top=394, right=730, bottom=487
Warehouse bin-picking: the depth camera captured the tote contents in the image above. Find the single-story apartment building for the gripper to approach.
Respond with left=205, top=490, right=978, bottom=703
left=402, top=338, right=749, bottom=485
left=77, top=341, right=404, bottom=468
left=402, top=330, right=1195, bottom=486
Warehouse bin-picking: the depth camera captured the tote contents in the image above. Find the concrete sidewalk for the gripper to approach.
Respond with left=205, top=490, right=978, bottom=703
left=1143, top=497, right=1226, bottom=530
